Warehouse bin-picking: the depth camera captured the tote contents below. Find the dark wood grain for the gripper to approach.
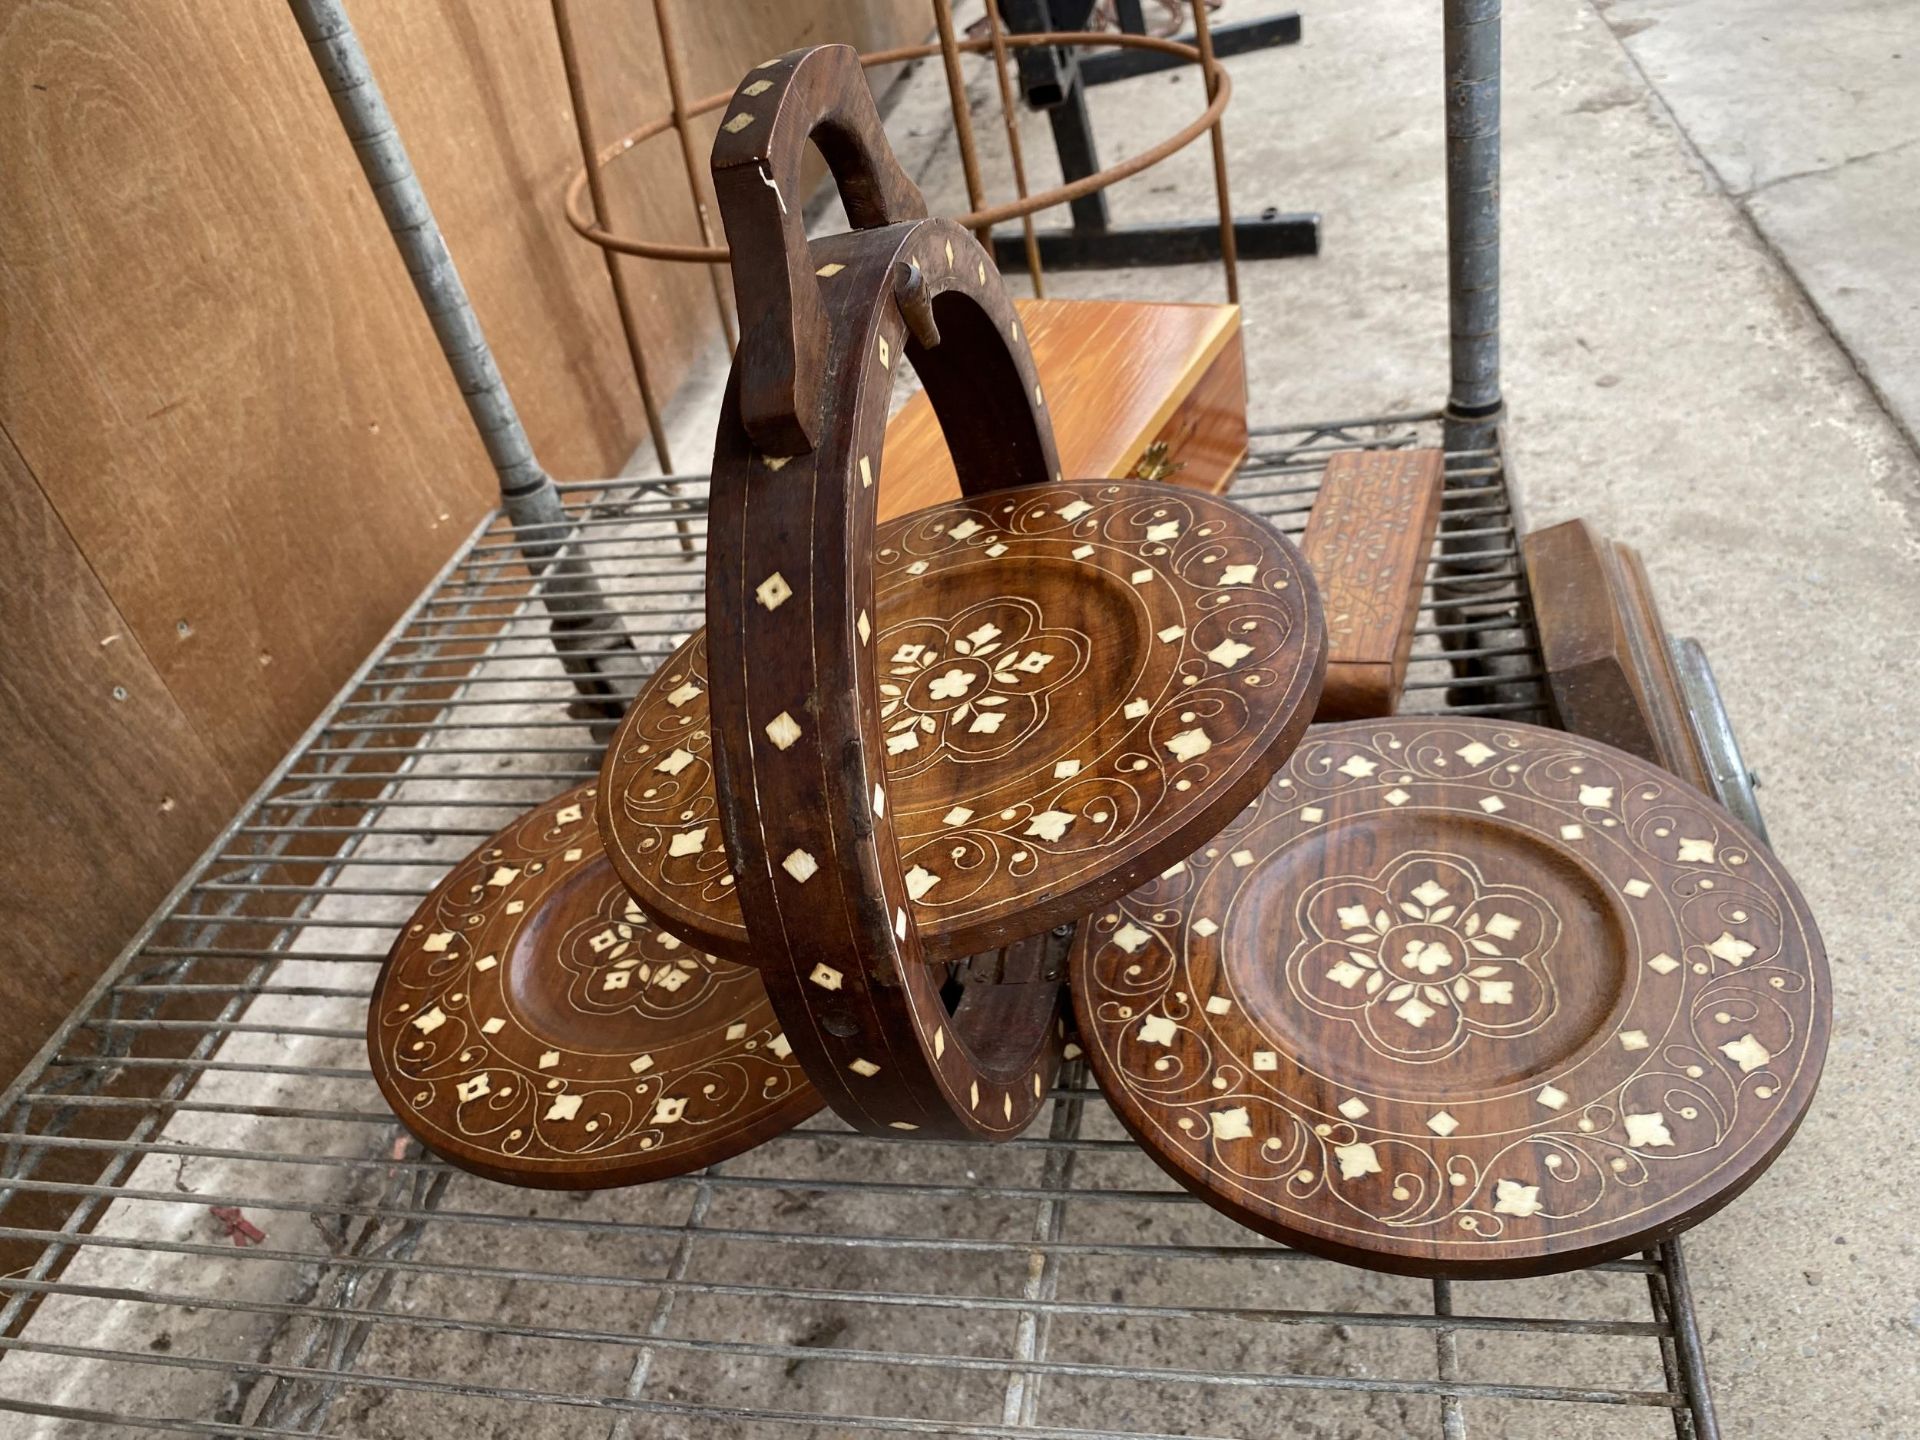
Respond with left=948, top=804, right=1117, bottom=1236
left=1525, top=519, right=1715, bottom=791
left=369, top=784, right=818, bottom=1188
left=1072, top=718, right=1829, bottom=1277
left=599, top=476, right=1323, bottom=966
left=709, top=43, right=927, bottom=456
left=702, top=51, right=1064, bottom=1141
left=1300, top=449, right=1444, bottom=720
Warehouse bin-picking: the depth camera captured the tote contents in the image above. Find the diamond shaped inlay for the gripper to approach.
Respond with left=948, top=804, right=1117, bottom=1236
left=755, top=572, right=792, bottom=611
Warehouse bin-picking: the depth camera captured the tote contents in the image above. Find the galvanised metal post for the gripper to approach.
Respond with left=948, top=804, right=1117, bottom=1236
left=1443, top=0, right=1501, bottom=450
left=1435, top=0, right=1519, bottom=704
left=289, top=0, right=638, bottom=719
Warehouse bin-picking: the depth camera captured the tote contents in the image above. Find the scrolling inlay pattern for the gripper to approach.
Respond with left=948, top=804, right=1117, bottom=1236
left=370, top=785, right=817, bottom=1187
left=1072, top=719, right=1827, bottom=1275
left=600, top=480, right=1316, bottom=963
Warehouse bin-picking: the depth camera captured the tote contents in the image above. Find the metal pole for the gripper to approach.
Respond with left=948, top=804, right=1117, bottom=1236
left=551, top=0, right=695, bottom=557
left=1189, top=0, right=1241, bottom=303
left=651, top=0, right=739, bottom=348
left=933, top=0, right=994, bottom=249
left=1432, top=0, right=1517, bottom=709
left=984, top=0, right=1046, bottom=296
left=551, top=0, right=678, bottom=473
left=1442, top=0, right=1501, bottom=447
left=289, top=0, right=640, bottom=721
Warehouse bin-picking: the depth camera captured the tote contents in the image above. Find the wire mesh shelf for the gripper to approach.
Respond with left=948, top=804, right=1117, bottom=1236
left=0, top=416, right=1718, bottom=1438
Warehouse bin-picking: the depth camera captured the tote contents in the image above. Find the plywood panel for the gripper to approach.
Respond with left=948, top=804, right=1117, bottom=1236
left=0, top=429, right=245, bottom=1084
left=0, top=0, right=927, bottom=1076
left=0, top=0, right=924, bottom=790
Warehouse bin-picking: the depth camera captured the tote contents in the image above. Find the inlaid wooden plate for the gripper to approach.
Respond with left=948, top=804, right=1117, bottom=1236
left=600, top=479, right=1323, bottom=964
left=369, top=785, right=819, bottom=1188
left=1072, top=718, right=1827, bottom=1277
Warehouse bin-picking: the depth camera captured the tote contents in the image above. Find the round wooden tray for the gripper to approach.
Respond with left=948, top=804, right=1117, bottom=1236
left=600, top=477, right=1323, bottom=963
left=1071, top=718, right=1828, bottom=1277
left=369, top=785, right=819, bottom=1188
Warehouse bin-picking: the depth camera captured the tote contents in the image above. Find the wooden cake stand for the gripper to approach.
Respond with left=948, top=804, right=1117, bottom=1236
left=368, top=785, right=818, bottom=1188
left=1071, top=718, right=1828, bottom=1276
left=595, top=46, right=1325, bottom=1141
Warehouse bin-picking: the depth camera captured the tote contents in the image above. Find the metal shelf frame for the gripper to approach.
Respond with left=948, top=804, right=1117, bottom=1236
left=0, top=421, right=1720, bottom=1439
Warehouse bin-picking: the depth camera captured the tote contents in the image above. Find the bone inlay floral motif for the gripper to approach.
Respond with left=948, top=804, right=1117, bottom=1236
left=370, top=786, right=815, bottom=1185
left=1071, top=719, right=1827, bottom=1272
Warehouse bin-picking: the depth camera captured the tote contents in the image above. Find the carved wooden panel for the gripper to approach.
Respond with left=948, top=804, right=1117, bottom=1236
left=1073, top=718, right=1828, bottom=1277
left=369, top=785, right=818, bottom=1187
left=1300, top=448, right=1445, bottom=720
left=1524, top=519, right=1714, bottom=791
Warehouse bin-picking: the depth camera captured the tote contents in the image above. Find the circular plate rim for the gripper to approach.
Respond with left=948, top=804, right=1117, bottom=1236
left=368, top=784, right=821, bottom=1189
left=1070, top=717, right=1830, bottom=1278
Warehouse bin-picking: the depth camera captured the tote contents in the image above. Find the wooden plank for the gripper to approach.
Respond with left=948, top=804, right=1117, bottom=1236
left=1299, top=448, right=1446, bottom=720
left=878, top=298, right=1242, bottom=520
left=1523, top=518, right=1715, bottom=791
left=0, top=429, right=244, bottom=1085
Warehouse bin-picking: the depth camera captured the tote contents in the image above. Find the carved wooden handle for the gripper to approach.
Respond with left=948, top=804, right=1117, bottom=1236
left=711, top=44, right=928, bottom=457
left=704, top=209, right=1067, bottom=1139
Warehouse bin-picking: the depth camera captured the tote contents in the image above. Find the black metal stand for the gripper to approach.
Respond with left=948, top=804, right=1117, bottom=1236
left=991, top=0, right=1319, bottom=273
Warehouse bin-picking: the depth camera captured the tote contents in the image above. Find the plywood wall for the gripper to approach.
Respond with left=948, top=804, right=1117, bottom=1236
left=0, top=0, right=927, bottom=1083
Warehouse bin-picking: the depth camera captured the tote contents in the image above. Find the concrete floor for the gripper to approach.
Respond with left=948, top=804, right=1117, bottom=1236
left=6, top=1, right=1914, bottom=1436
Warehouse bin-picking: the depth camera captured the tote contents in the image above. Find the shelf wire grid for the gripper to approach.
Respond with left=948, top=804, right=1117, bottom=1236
left=0, top=415, right=1717, bottom=1439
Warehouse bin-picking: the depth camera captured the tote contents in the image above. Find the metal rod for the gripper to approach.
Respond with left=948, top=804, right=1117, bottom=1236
left=1660, top=1239, right=1723, bottom=1440
left=290, top=0, right=642, bottom=714
left=934, top=0, right=994, bottom=248
left=1001, top=1075, right=1086, bottom=1425
left=607, top=1178, right=715, bottom=1438
left=652, top=0, right=739, bottom=347
left=551, top=0, right=679, bottom=472
left=0, top=1274, right=1670, bottom=1376
left=984, top=0, right=1046, bottom=295
left=1189, top=0, right=1240, bottom=302
left=1442, top=0, right=1501, bottom=434
left=0, top=1336, right=1684, bottom=1428
left=1432, top=1277, right=1469, bottom=1439
left=289, top=0, right=552, bottom=506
